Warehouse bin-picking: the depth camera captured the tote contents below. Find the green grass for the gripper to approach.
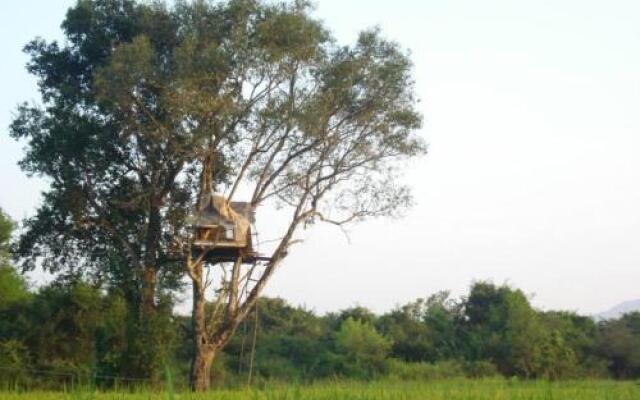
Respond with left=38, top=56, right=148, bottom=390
left=1, top=379, right=639, bottom=399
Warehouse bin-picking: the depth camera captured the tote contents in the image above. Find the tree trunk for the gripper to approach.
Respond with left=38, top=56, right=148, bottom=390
left=142, top=265, right=156, bottom=314
left=190, top=258, right=216, bottom=391
left=142, top=205, right=162, bottom=314
left=191, top=343, right=216, bottom=391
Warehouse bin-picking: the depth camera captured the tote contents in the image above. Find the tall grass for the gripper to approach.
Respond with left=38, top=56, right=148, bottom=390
left=0, top=379, right=639, bottom=399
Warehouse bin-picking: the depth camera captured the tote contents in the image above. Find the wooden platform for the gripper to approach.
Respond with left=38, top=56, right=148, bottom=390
left=191, top=245, right=270, bottom=265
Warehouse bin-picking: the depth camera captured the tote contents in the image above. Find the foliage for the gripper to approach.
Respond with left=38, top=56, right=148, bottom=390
left=10, top=0, right=187, bottom=294
left=334, top=318, right=391, bottom=379
left=0, top=281, right=175, bottom=388
left=224, top=298, right=331, bottom=381
left=3, top=279, right=640, bottom=388
left=0, top=209, right=13, bottom=261
left=9, top=0, right=199, bottom=379
left=0, top=267, right=30, bottom=311
left=596, top=312, right=640, bottom=378
left=0, top=209, right=31, bottom=312
left=332, top=307, right=378, bottom=328
left=0, top=340, right=30, bottom=386
left=378, top=291, right=460, bottom=363
left=458, top=282, right=581, bottom=379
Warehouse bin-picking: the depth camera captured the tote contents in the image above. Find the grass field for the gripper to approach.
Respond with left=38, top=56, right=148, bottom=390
left=1, top=379, right=639, bottom=400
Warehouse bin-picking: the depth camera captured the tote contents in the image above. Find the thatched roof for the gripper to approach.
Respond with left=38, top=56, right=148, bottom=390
left=190, top=193, right=253, bottom=246
left=229, top=202, right=255, bottom=224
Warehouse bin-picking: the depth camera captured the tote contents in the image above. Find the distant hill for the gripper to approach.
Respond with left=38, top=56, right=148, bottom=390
left=598, top=299, right=640, bottom=320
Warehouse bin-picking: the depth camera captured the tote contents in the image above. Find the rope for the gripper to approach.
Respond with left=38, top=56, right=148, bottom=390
left=247, top=299, right=259, bottom=386
left=238, top=316, right=248, bottom=375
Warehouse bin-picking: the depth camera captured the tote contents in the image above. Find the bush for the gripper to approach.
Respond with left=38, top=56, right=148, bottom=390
left=335, top=318, right=392, bottom=379
left=463, top=360, right=499, bottom=378
left=0, top=340, right=30, bottom=387
left=386, top=359, right=465, bottom=380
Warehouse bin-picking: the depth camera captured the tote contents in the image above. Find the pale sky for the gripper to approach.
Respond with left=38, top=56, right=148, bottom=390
left=1, top=0, right=639, bottom=316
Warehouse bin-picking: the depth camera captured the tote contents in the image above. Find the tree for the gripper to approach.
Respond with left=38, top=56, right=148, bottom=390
left=9, top=0, right=192, bottom=379
left=0, top=267, right=30, bottom=311
left=462, top=283, right=537, bottom=377
left=0, top=278, right=136, bottom=387
left=331, top=306, right=378, bottom=329
left=421, top=291, right=461, bottom=360
left=460, top=282, right=583, bottom=379
left=0, top=208, right=13, bottom=261
left=334, top=318, right=391, bottom=379
left=180, top=17, right=423, bottom=391
left=224, top=297, right=330, bottom=381
left=378, top=301, right=436, bottom=363
left=540, top=311, right=603, bottom=378
left=378, top=293, right=460, bottom=363
left=0, top=209, right=32, bottom=386
left=596, top=313, right=640, bottom=378
left=0, top=209, right=30, bottom=310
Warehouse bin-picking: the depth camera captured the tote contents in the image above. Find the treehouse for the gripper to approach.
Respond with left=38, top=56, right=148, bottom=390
left=191, top=193, right=260, bottom=264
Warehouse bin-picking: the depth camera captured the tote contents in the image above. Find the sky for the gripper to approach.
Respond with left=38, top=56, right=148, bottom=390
left=1, top=0, right=639, bottom=316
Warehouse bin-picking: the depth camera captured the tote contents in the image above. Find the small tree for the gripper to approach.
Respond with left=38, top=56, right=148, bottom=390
left=335, top=318, right=391, bottom=379
left=0, top=209, right=14, bottom=266
left=0, top=209, right=30, bottom=310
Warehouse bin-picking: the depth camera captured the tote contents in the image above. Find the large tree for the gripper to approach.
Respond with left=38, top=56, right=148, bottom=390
left=10, top=0, right=262, bottom=379
left=178, top=15, right=424, bottom=392
left=11, top=0, right=183, bottom=379
left=11, top=0, right=424, bottom=388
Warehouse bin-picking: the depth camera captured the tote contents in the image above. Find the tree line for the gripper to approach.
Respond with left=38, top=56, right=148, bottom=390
left=2, top=211, right=640, bottom=389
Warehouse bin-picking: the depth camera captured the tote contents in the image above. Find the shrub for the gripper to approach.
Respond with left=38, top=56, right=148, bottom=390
left=0, top=340, right=30, bottom=387
left=463, top=360, right=499, bottom=378
left=335, top=318, right=392, bottom=379
left=386, top=359, right=465, bottom=380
